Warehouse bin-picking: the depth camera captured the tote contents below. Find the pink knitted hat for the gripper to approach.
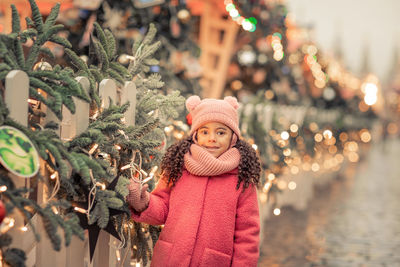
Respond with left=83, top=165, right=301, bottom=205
left=186, top=95, right=241, bottom=138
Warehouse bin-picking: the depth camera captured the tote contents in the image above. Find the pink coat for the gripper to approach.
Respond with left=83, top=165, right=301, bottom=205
left=131, top=169, right=260, bottom=267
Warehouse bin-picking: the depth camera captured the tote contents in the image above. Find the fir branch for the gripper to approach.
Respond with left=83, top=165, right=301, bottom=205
left=98, top=200, right=109, bottom=228
left=106, top=68, right=124, bottom=86
left=64, top=48, right=89, bottom=73
left=93, top=22, right=109, bottom=59
left=41, top=215, right=62, bottom=251
left=38, top=24, right=65, bottom=44
left=104, top=196, right=123, bottom=209
left=43, top=3, right=60, bottom=30
left=0, top=70, right=9, bottom=81
left=75, top=154, right=92, bottom=185
left=39, top=47, right=55, bottom=60
left=92, top=38, right=109, bottom=71
left=3, top=248, right=27, bottom=267
left=142, top=23, right=157, bottom=46
left=11, top=5, right=21, bottom=34
left=115, top=176, right=130, bottom=197
left=14, top=38, right=25, bottom=70
left=89, top=67, right=103, bottom=82
left=25, top=44, right=41, bottom=70
left=104, top=29, right=116, bottom=59
left=0, top=39, right=19, bottom=69
left=0, top=63, right=11, bottom=72
left=25, top=17, right=35, bottom=28
left=48, top=35, right=72, bottom=48
left=109, top=62, right=131, bottom=79
left=28, top=0, right=44, bottom=34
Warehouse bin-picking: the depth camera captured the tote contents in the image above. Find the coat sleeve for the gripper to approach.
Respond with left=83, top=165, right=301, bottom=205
left=130, top=178, right=171, bottom=225
left=232, top=184, right=260, bottom=267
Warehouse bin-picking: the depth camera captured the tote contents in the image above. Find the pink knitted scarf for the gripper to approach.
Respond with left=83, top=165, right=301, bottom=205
left=184, top=144, right=240, bottom=176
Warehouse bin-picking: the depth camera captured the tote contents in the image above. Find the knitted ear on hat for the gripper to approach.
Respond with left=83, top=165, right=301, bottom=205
left=186, top=95, right=202, bottom=112
left=224, top=96, right=239, bottom=109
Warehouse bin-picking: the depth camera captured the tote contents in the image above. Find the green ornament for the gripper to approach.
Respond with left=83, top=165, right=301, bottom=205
left=0, top=126, right=40, bottom=178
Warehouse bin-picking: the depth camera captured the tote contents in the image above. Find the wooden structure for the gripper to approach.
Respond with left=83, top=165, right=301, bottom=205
left=197, top=0, right=239, bottom=99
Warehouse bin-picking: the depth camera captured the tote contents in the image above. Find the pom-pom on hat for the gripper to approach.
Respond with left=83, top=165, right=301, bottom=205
left=185, top=95, right=241, bottom=138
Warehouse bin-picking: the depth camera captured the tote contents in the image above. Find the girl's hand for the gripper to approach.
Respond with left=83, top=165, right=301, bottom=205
left=126, top=180, right=150, bottom=212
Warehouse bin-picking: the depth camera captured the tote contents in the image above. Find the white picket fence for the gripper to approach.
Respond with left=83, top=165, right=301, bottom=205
left=4, top=70, right=138, bottom=267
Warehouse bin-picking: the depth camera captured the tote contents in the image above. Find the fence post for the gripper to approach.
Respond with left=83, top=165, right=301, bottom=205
left=60, top=77, right=91, bottom=141
left=94, top=79, right=118, bottom=267
left=99, top=79, right=117, bottom=109
left=4, top=70, right=32, bottom=252
left=120, top=81, right=137, bottom=127
left=62, top=76, right=91, bottom=267
left=118, top=81, right=138, bottom=267
left=5, top=70, right=29, bottom=127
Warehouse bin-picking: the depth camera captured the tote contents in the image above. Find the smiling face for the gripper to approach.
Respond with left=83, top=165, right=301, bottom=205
left=196, top=122, right=233, bottom=158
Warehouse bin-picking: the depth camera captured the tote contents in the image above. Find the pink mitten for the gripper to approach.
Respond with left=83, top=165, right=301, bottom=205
left=126, top=181, right=150, bottom=212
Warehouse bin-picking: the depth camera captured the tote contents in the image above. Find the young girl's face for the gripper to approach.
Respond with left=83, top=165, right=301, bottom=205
left=196, top=122, right=233, bottom=158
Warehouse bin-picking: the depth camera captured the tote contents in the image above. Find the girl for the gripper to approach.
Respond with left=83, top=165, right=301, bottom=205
left=127, top=95, right=261, bottom=267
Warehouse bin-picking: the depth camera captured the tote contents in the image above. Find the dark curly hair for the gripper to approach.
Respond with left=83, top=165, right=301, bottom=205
left=160, top=136, right=261, bottom=190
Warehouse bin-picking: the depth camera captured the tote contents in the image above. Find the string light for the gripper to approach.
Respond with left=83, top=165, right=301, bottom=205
left=121, top=164, right=131, bottom=170
left=0, top=185, right=7, bottom=192
left=116, top=249, right=121, bottom=262
left=89, top=143, right=99, bottom=154
left=323, top=130, right=333, bottom=139
left=52, top=206, right=59, bottom=214
left=273, top=208, right=281, bottom=216
left=0, top=217, right=15, bottom=234
left=74, top=207, right=87, bottom=214
left=224, top=0, right=257, bottom=32
left=288, top=181, right=297, bottom=190
left=290, top=124, right=299, bottom=132
left=280, top=131, right=289, bottom=140
left=267, top=173, right=276, bottom=181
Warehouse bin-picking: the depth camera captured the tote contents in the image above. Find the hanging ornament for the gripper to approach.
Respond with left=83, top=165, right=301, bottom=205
left=33, top=61, right=52, bottom=71
left=0, top=126, right=40, bottom=178
left=177, top=9, right=191, bottom=23
left=0, top=199, right=6, bottom=224
left=118, top=54, right=130, bottom=65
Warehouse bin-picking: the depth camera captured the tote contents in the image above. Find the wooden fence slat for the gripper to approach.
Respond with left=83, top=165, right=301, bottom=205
left=120, top=81, right=137, bottom=127
left=4, top=70, right=31, bottom=257
left=61, top=76, right=92, bottom=267
left=97, top=78, right=118, bottom=267
left=99, top=79, right=117, bottom=109
left=60, top=76, right=91, bottom=141
left=5, top=70, right=29, bottom=126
